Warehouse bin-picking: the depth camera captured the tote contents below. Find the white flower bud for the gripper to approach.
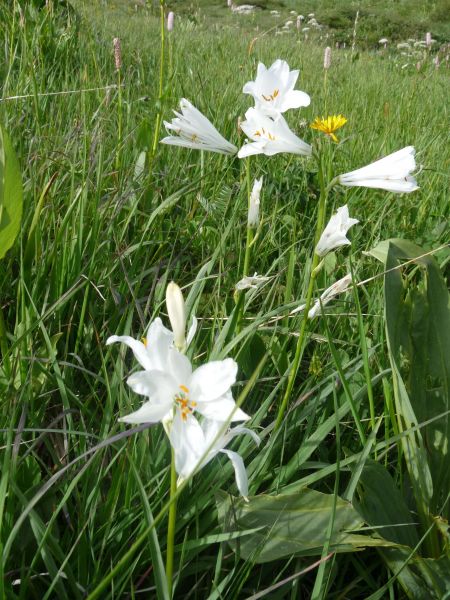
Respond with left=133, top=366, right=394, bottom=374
left=166, top=282, right=186, bottom=351
left=167, top=11, right=174, bottom=32
left=323, top=46, right=331, bottom=69
left=248, top=177, right=263, bottom=227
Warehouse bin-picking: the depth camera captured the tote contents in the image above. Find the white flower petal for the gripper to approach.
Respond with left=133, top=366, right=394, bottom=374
left=119, top=401, right=171, bottom=424
left=186, top=316, right=198, bottom=348
left=127, top=370, right=178, bottom=403
left=197, top=395, right=249, bottom=422
left=170, top=412, right=205, bottom=480
left=220, top=449, right=249, bottom=497
left=190, top=358, right=238, bottom=403
left=106, top=335, right=153, bottom=370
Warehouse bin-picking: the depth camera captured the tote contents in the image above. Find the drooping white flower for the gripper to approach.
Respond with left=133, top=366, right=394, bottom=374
left=338, top=146, right=419, bottom=193
left=235, top=272, right=271, bottom=291
left=308, top=274, right=353, bottom=318
left=238, top=108, right=311, bottom=158
left=315, top=205, right=359, bottom=257
left=169, top=416, right=260, bottom=496
left=166, top=282, right=186, bottom=351
left=248, top=177, right=263, bottom=227
left=161, top=99, right=237, bottom=155
left=243, top=59, right=310, bottom=117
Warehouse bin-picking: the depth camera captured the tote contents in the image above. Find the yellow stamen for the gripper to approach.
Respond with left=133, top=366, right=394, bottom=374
left=141, top=337, right=148, bottom=347
left=254, top=130, right=261, bottom=137
left=268, top=133, right=275, bottom=141
left=179, top=384, right=189, bottom=394
left=310, top=114, right=347, bottom=143
left=273, top=88, right=279, bottom=98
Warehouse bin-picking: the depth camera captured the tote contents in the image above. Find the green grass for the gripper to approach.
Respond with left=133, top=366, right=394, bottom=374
left=0, top=0, right=450, bottom=598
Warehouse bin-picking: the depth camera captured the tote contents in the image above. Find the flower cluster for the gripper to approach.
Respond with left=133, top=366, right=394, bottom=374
left=161, top=60, right=312, bottom=159
left=107, top=283, right=259, bottom=496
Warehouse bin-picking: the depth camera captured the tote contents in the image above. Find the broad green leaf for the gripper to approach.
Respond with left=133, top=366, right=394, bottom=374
left=373, top=240, right=450, bottom=525
left=354, top=460, right=419, bottom=548
left=0, top=124, right=23, bottom=259
left=216, top=489, right=397, bottom=563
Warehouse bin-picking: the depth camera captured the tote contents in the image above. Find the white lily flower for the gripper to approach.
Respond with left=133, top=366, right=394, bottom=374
left=161, top=98, right=238, bottom=155
left=248, top=177, right=263, bottom=227
left=235, top=272, right=271, bottom=291
left=169, top=416, right=260, bottom=497
left=114, top=340, right=249, bottom=424
left=238, top=108, right=312, bottom=158
left=308, top=274, right=353, bottom=318
left=315, top=205, right=359, bottom=257
left=338, top=146, right=419, bottom=193
left=243, top=59, right=310, bottom=117
left=166, top=282, right=186, bottom=351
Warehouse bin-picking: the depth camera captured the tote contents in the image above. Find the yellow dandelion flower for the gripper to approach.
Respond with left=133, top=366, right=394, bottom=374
left=310, top=115, right=347, bottom=143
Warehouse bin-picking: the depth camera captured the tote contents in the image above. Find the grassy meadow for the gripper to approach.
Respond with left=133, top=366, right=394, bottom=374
left=1, top=0, right=450, bottom=598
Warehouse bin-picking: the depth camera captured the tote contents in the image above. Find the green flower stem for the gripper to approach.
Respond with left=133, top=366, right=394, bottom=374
left=115, top=67, right=122, bottom=172
left=274, top=151, right=329, bottom=431
left=235, top=157, right=254, bottom=331
left=151, top=0, right=166, bottom=161
left=165, top=449, right=178, bottom=598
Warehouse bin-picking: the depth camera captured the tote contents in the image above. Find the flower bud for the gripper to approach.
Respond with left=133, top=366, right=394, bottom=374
left=248, top=177, right=263, bottom=228
left=166, top=282, right=186, bottom=351
left=167, top=11, right=174, bottom=32
left=323, top=46, right=331, bottom=69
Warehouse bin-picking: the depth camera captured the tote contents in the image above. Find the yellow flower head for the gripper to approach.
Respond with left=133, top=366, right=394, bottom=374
left=310, top=115, right=347, bottom=143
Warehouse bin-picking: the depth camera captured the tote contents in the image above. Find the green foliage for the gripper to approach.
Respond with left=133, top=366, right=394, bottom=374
left=0, top=125, right=23, bottom=260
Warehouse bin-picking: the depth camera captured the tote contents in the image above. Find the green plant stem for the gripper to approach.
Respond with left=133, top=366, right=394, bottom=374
left=151, top=0, right=166, bottom=161
left=274, top=152, right=329, bottom=431
left=165, top=450, right=177, bottom=598
left=235, top=158, right=253, bottom=331
left=115, top=67, right=122, bottom=172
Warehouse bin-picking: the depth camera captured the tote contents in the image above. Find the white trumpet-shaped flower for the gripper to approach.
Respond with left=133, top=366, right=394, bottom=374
left=108, top=330, right=249, bottom=424
left=308, top=274, right=353, bottom=318
left=238, top=108, right=312, bottom=158
left=338, top=146, right=419, bottom=193
left=248, top=177, right=263, bottom=227
left=315, top=205, right=359, bottom=257
left=161, top=98, right=238, bottom=155
left=169, top=416, right=260, bottom=497
left=243, top=59, right=310, bottom=117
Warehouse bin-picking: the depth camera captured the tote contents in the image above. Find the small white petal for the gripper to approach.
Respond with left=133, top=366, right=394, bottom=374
left=220, top=449, right=249, bottom=497
left=186, top=316, right=198, bottom=348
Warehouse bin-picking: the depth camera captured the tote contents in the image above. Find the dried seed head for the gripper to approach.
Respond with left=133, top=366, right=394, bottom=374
left=113, top=37, right=122, bottom=71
